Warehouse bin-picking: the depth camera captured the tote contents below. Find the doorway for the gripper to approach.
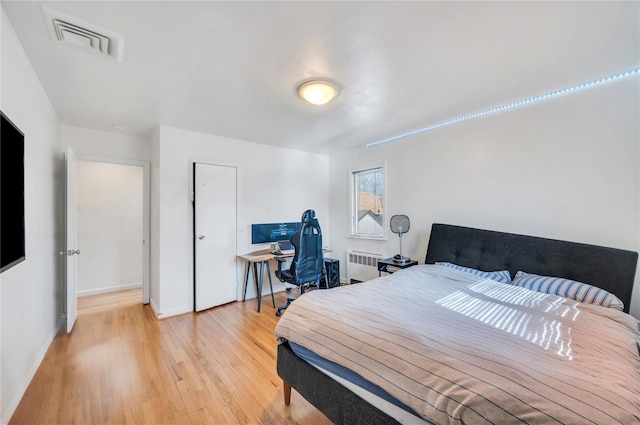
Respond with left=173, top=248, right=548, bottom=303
left=76, top=157, right=150, bottom=307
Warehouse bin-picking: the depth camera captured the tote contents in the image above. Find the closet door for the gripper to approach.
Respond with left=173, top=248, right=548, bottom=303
left=194, top=163, right=237, bottom=311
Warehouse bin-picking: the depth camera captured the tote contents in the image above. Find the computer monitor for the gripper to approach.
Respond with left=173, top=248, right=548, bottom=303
left=251, top=222, right=301, bottom=244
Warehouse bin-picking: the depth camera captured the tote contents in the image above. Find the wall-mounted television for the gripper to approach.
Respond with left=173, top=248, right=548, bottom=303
left=251, top=222, right=301, bottom=244
left=1, top=111, right=26, bottom=273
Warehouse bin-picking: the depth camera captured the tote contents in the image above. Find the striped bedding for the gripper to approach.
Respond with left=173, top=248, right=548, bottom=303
left=274, top=264, right=640, bottom=424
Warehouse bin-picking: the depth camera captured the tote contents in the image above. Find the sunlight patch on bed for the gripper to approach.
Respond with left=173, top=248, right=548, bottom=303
left=436, top=279, right=575, bottom=359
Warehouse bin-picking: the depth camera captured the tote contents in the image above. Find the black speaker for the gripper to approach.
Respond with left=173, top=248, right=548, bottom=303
left=322, top=258, right=340, bottom=288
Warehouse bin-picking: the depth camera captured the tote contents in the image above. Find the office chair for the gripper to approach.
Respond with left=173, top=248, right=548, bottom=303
left=274, top=209, right=324, bottom=316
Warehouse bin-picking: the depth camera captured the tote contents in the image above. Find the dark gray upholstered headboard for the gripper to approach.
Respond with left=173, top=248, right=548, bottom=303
left=425, top=223, right=638, bottom=313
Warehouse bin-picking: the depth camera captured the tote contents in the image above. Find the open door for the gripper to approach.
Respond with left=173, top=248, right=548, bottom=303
left=65, top=147, right=79, bottom=333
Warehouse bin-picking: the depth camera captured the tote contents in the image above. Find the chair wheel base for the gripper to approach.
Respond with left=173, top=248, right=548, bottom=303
left=275, top=298, right=295, bottom=316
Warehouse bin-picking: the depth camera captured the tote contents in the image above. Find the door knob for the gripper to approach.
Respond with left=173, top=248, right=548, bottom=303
left=198, top=235, right=205, bottom=240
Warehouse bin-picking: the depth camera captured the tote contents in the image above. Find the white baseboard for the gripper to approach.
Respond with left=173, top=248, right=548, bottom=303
left=149, top=298, right=160, bottom=318
left=148, top=298, right=191, bottom=319
left=77, top=283, right=142, bottom=297
left=1, top=315, right=64, bottom=425
left=155, top=306, right=192, bottom=319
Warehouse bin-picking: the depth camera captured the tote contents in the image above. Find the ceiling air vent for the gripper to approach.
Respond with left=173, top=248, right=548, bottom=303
left=42, top=6, right=124, bottom=63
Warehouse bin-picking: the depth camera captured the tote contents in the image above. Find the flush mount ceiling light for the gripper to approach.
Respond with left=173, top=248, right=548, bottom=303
left=298, top=80, right=338, bottom=105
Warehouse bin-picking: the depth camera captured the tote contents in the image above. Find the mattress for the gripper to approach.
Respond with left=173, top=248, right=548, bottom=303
left=289, top=341, right=430, bottom=424
left=275, top=264, right=640, bottom=424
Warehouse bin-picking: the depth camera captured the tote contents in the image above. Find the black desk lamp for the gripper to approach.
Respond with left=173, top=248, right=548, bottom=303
left=390, top=215, right=411, bottom=264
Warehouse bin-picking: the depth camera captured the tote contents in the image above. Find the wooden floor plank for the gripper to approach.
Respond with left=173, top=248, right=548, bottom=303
left=9, top=291, right=332, bottom=425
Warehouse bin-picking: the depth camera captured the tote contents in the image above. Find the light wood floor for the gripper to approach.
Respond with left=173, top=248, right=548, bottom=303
left=10, top=291, right=332, bottom=425
left=77, top=289, right=143, bottom=316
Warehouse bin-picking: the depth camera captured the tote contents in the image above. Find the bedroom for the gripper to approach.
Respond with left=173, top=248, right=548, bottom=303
left=1, top=1, right=638, bottom=424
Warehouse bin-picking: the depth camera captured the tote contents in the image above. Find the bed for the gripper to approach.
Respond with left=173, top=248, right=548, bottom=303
left=274, top=223, right=640, bottom=424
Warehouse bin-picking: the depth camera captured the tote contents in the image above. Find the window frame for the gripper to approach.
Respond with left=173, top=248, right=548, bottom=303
left=348, top=163, right=387, bottom=240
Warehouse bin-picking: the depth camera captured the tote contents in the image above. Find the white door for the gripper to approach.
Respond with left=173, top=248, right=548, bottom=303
left=65, top=147, right=78, bottom=333
left=194, top=163, right=237, bottom=311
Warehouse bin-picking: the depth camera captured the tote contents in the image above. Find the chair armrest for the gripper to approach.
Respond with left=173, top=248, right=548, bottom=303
left=274, top=256, right=287, bottom=271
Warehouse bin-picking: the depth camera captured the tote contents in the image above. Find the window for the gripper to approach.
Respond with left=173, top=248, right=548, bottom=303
left=349, top=165, right=386, bottom=239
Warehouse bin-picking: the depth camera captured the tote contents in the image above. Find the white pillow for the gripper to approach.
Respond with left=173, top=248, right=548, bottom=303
left=435, top=262, right=511, bottom=284
left=511, top=271, right=624, bottom=311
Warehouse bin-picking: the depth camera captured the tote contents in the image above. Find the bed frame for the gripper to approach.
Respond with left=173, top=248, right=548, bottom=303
left=277, top=223, right=639, bottom=424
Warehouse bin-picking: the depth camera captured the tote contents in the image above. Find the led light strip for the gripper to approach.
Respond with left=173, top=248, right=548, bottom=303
left=367, top=68, right=640, bottom=148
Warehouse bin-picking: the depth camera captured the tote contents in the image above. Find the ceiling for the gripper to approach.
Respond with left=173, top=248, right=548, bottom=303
left=2, top=1, right=639, bottom=154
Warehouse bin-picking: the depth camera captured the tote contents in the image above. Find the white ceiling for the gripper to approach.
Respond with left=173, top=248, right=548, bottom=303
left=2, top=1, right=639, bottom=154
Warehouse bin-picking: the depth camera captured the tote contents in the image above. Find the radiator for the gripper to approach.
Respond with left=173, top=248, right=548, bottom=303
left=346, top=251, right=383, bottom=283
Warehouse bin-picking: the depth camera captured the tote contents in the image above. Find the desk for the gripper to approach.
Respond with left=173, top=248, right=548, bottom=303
left=237, top=249, right=279, bottom=313
left=238, top=248, right=332, bottom=312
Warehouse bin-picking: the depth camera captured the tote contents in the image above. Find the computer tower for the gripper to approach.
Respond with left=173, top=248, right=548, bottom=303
left=322, top=258, right=340, bottom=288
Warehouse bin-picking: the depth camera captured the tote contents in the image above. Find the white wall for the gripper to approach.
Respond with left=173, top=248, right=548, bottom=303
left=77, top=161, right=143, bottom=296
left=153, top=125, right=329, bottom=317
left=0, top=7, right=63, bottom=424
left=61, top=125, right=151, bottom=162
left=329, top=77, right=640, bottom=317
